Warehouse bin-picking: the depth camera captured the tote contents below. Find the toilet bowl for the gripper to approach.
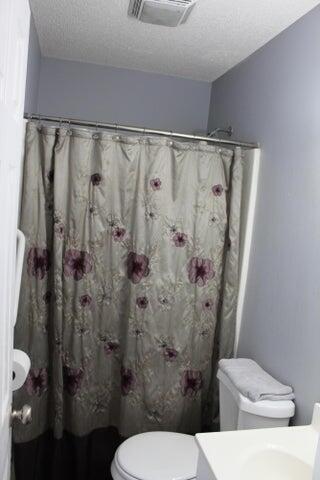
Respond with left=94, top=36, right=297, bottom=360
left=111, top=431, right=198, bottom=480
left=111, top=368, right=295, bottom=480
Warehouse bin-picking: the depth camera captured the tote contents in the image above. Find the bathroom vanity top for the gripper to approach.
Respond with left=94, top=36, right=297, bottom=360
left=195, top=404, right=320, bottom=480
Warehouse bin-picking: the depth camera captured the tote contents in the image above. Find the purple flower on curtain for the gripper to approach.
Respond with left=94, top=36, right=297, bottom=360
left=27, top=247, right=51, bottom=279
left=164, top=347, right=178, bottom=361
left=187, top=257, right=215, bottom=287
left=63, top=249, right=93, bottom=281
left=173, top=232, right=188, bottom=247
left=104, top=341, right=120, bottom=356
left=181, top=370, right=203, bottom=397
left=25, top=368, right=49, bottom=396
left=43, top=291, right=52, bottom=304
left=136, top=296, right=148, bottom=309
left=212, top=184, right=223, bottom=196
left=126, top=252, right=150, bottom=284
left=63, top=367, right=84, bottom=396
left=91, top=173, right=102, bottom=186
left=150, top=178, right=162, bottom=190
left=79, top=294, right=92, bottom=307
left=202, top=299, right=214, bottom=310
left=121, top=367, right=135, bottom=395
left=112, top=227, right=126, bottom=242
left=47, top=169, right=54, bottom=183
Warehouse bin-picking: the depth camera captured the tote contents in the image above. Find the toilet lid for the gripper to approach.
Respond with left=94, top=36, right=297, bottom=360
left=116, top=431, right=198, bottom=480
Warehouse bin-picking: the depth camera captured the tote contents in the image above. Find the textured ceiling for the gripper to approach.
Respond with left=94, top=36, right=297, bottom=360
left=30, top=0, right=320, bottom=81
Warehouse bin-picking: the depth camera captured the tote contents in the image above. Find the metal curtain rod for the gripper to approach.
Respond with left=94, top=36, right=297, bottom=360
left=25, top=114, right=259, bottom=149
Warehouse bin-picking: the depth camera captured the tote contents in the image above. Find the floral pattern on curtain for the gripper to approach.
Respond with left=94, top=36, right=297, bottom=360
left=13, top=122, right=243, bottom=442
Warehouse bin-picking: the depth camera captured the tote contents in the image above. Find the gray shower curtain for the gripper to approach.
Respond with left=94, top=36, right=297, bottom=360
left=13, top=121, right=243, bottom=444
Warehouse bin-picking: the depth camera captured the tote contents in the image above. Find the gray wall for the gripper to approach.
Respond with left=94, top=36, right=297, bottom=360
left=24, top=15, right=41, bottom=114
left=33, top=58, right=211, bottom=133
left=208, top=5, right=320, bottom=425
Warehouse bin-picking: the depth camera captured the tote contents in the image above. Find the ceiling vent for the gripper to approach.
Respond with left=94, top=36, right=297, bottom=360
left=128, top=0, right=198, bottom=27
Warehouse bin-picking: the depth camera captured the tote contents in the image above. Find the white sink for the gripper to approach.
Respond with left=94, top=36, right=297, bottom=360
left=241, top=447, right=311, bottom=480
left=196, top=404, right=320, bottom=480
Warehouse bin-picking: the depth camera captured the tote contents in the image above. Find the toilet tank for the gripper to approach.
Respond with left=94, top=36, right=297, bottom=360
left=217, top=369, right=295, bottom=431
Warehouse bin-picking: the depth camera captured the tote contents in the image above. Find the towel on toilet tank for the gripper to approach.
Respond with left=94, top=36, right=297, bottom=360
left=218, top=358, right=295, bottom=402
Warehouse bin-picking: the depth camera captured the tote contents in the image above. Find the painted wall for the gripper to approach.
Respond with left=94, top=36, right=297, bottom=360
left=33, top=57, right=211, bottom=133
left=24, top=15, right=41, bottom=114
left=208, top=5, right=320, bottom=425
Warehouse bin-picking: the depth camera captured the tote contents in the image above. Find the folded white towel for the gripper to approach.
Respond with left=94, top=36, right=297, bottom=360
left=218, top=358, right=295, bottom=402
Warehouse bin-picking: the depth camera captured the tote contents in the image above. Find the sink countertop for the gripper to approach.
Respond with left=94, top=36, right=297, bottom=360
left=196, top=404, right=320, bottom=480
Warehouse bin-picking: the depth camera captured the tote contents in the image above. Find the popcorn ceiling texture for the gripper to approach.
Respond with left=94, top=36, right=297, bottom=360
left=30, top=0, right=319, bottom=81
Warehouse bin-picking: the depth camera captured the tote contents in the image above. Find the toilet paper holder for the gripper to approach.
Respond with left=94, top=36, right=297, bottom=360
left=11, top=404, right=32, bottom=425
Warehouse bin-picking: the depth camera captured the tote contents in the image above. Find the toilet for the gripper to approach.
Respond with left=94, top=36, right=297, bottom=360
left=111, top=367, right=295, bottom=480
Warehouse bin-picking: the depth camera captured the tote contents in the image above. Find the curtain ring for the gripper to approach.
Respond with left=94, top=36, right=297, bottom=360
left=140, top=127, right=146, bottom=143
left=114, top=124, right=120, bottom=141
left=92, top=123, right=99, bottom=140
left=37, top=115, right=42, bottom=132
left=67, top=119, right=72, bottom=136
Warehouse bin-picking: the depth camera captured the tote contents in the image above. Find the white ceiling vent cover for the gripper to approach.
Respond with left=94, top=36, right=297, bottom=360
left=128, top=0, right=198, bottom=27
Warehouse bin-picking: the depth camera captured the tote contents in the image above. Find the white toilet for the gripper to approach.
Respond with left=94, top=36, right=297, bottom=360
left=111, top=367, right=295, bottom=480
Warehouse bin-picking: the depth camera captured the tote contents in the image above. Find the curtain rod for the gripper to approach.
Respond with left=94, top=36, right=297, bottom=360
left=24, top=114, right=259, bottom=149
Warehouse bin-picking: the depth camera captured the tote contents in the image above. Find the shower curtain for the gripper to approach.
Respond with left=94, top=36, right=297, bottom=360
left=13, top=121, right=243, bottom=478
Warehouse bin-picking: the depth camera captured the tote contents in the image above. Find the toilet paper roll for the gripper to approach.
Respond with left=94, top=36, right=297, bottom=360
left=12, top=349, right=31, bottom=391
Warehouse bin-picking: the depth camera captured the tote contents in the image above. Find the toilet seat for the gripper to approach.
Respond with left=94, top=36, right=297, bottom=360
left=111, top=431, right=198, bottom=480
